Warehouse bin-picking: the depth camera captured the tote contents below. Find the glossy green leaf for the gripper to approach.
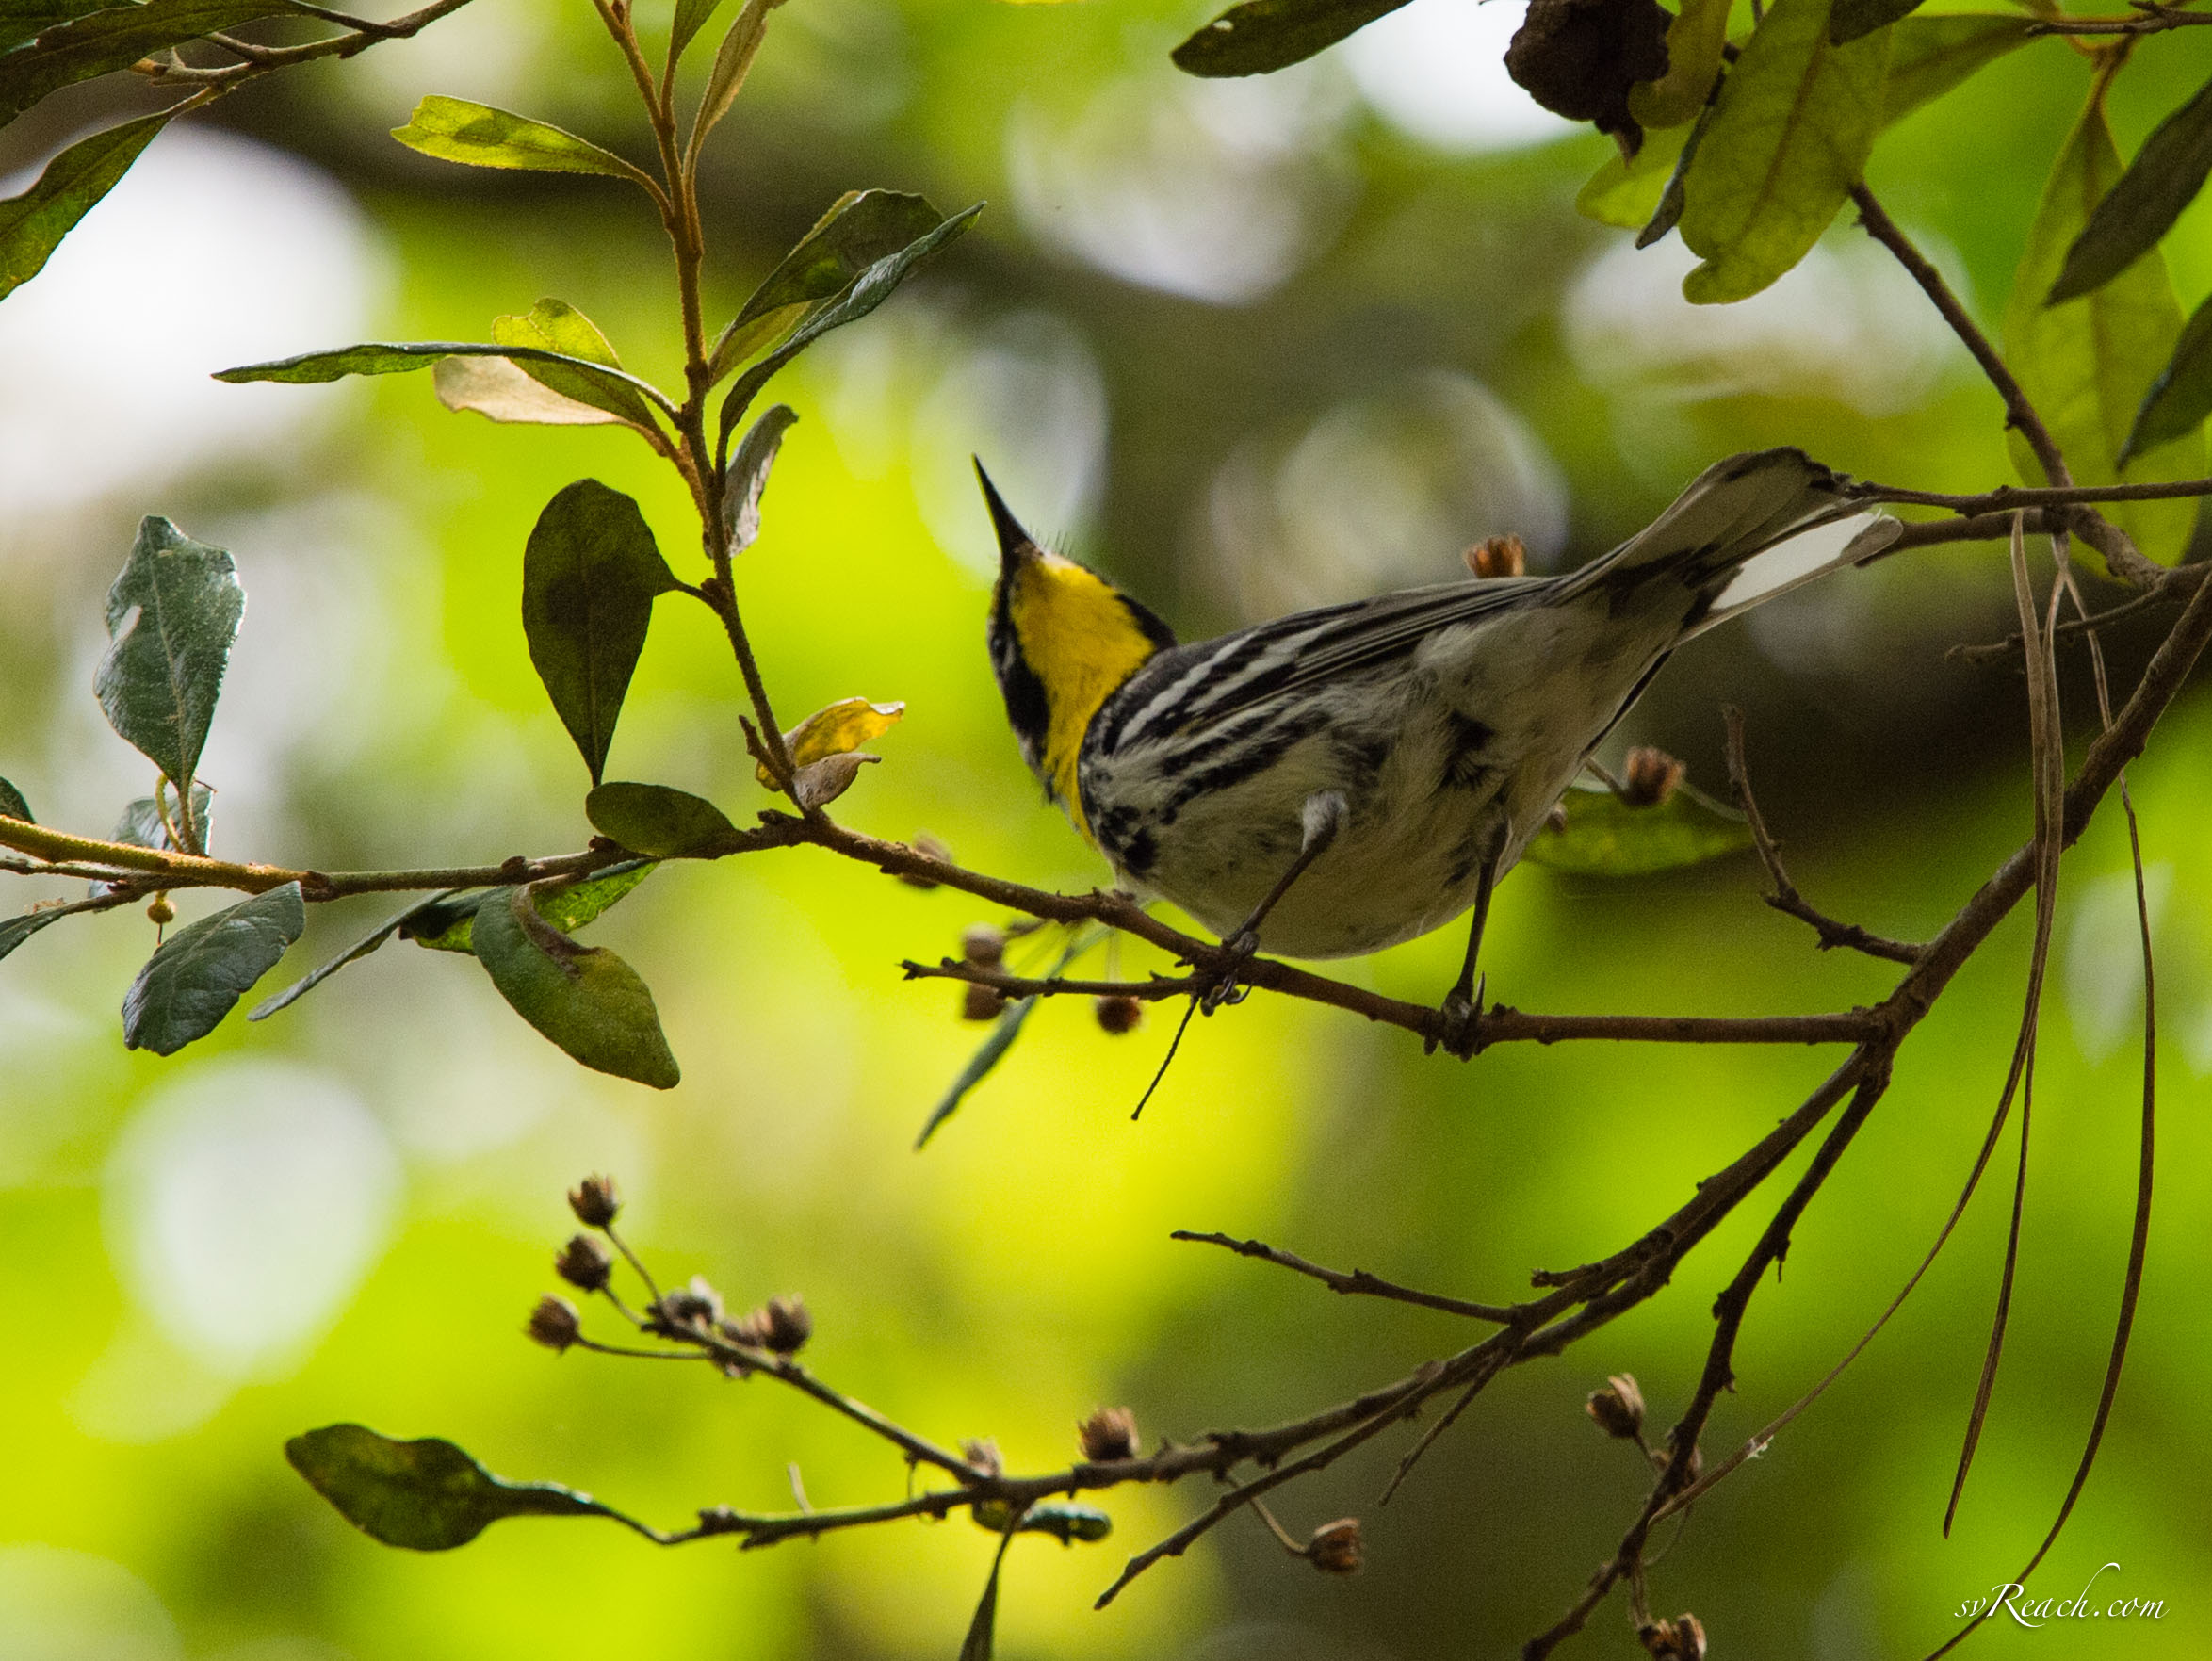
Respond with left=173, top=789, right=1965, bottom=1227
left=522, top=480, right=679, bottom=786
left=2049, top=73, right=2212, bottom=305
left=391, top=96, right=645, bottom=183
left=1170, top=0, right=1413, bottom=76
left=287, top=1425, right=615, bottom=1551
left=1521, top=783, right=1751, bottom=876
left=472, top=886, right=680, bottom=1088
left=1830, top=0, right=1921, bottom=44
left=0, top=0, right=127, bottom=54
left=492, top=299, right=659, bottom=430
left=585, top=783, right=741, bottom=858
left=0, top=108, right=171, bottom=303
left=710, top=190, right=947, bottom=381
left=1677, top=0, right=1891, bottom=303
left=96, top=516, right=243, bottom=798
left=122, top=881, right=304, bottom=1054
left=248, top=890, right=464, bottom=1020
left=2006, top=82, right=2202, bottom=564
left=692, top=0, right=771, bottom=148
left=1881, top=15, right=2038, bottom=129
left=1578, top=119, right=1692, bottom=230
left=402, top=862, right=655, bottom=954
left=670, top=0, right=725, bottom=61
left=0, top=776, right=29, bottom=821
left=724, top=404, right=797, bottom=552
left=1628, top=0, right=1732, bottom=130
left=212, top=342, right=671, bottom=418
left=0, top=906, right=73, bottom=964
left=717, top=204, right=982, bottom=448
left=0, top=0, right=299, bottom=127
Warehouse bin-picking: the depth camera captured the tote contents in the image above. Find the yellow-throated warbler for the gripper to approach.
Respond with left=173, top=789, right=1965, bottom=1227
left=979, top=449, right=1898, bottom=1047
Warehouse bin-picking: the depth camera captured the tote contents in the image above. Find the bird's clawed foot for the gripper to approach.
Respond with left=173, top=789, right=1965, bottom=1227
left=1428, top=972, right=1487, bottom=1059
left=1201, top=930, right=1261, bottom=1013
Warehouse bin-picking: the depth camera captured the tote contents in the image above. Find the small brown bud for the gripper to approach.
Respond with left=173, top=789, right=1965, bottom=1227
left=899, top=831, right=954, bottom=887
left=554, top=1232, right=614, bottom=1293
left=1619, top=745, right=1685, bottom=808
left=568, top=1173, right=621, bottom=1228
left=1642, top=1613, right=1707, bottom=1661
left=1078, top=1406, right=1139, bottom=1462
left=527, top=1294, right=581, bottom=1352
left=1465, top=532, right=1527, bottom=578
left=961, top=1437, right=1004, bottom=1478
left=760, top=1294, right=812, bottom=1354
left=963, top=981, right=1008, bottom=1021
left=1545, top=802, right=1570, bottom=834
left=1586, top=1373, right=1646, bottom=1440
left=658, top=1275, right=723, bottom=1328
left=1093, top=994, right=1145, bottom=1035
left=961, top=923, right=1006, bottom=967
left=146, top=895, right=175, bottom=926
left=724, top=1308, right=772, bottom=1348
left=1307, top=1517, right=1363, bottom=1574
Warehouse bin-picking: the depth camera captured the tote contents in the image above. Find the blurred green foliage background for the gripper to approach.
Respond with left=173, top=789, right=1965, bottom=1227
left=4, top=0, right=2212, bottom=1655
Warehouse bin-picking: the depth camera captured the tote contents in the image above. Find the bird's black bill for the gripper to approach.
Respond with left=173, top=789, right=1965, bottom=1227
left=973, top=459, right=1034, bottom=569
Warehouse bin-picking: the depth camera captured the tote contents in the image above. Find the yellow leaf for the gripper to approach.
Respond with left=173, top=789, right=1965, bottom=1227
left=756, top=697, right=904, bottom=789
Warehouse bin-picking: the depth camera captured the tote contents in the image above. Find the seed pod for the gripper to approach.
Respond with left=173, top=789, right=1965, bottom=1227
left=1619, top=746, right=1685, bottom=808
left=963, top=981, right=1008, bottom=1022
left=1466, top=533, right=1527, bottom=578
left=568, top=1173, right=621, bottom=1228
left=1094, top=994, right=1144, bottom=1035
left=146, top=895, right=176, bottom=926
left=554, top=1232, right=614, bottom=1293
left=1078, top=1406, right=1139, bottom=1462
left=527, top=1295, right=581, bottom=1352
left=1586, top=1373, right=1646, bottom=1440
left=1307, top=1517, right=1363, bottom=1574
left=760, top=1294, right=812, bottom=1354
left=658, top=1275, right=723, bottom=1327
left=961, top=923, right=1006, bottom=967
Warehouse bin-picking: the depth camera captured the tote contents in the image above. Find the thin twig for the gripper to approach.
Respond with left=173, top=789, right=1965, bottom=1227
left=1171, top=1231, right=1516, bottom=1322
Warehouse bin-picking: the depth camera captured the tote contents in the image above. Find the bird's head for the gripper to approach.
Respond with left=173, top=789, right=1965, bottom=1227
left=978, top=461, right=1174, bottom=838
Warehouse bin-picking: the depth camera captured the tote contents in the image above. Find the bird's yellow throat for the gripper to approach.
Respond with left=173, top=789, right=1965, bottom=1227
left=1004, top=549, right=1161, bottom=839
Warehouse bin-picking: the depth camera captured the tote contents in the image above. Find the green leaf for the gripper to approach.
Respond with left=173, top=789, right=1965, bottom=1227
left=1578, top=119, right=1692, bottom=230
left=402, top=862, right=655, bottom=954
left=122, top=881, right=304, bottom=1054
left=1, top=906, right=73, bottom=964
left=2126, top=292, right=2212, bottom=461
left=1677, top=0, right=1891, bottom=304
left=96, top=517, right=243, bottom=799
left=522, top=480, right=679, bottom=786
left=472, top=886, right=680, bottom=1087
left=212, top=342, right=673, bottom=418
left=585, top=782, right=740, bottom=858
left=492, top=298, right=659, bottom=429
left=0, top=776, right=29, bottom=821
left=1520, top=783, right=1751, bottom=876
left=1170, top=0, right=1413, bottom=76
left=709, top=189, right=948, bottom=381
left=287, top=1425, right=617, bottom=1552
left=0, top=108, right=171, bottom=303
left=1628, top=0, right=1732, bottom=130
left=959, top=1537, right=1011, bottom=1661
left=2006, top=79, right=2202, bottom=564
left=724, top=404, right=797, bottom=553
left=918, top=993, right=1036, bottom=1149
left=0, top=0, right=301, bottom=128
left=670, top=0, right=725, bottom=61
left=2048, top=73, right=2212, bottom=306
left=391, top=95, right=646, bottom=184
left=248, top=890, right=464, bottom=1020
left=1830, top=0, right=1921, bottom=45
left=717, top=204, right=982, bottom=449
left=1881, top=14, right=2039, bottom=129
left=107, top=783, right=213, bottom=858
left=0, top=0, right=128, bottom=55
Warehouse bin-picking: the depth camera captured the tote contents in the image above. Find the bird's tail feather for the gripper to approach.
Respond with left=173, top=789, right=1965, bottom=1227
left=1563, top=448, right=1899, bottom=629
